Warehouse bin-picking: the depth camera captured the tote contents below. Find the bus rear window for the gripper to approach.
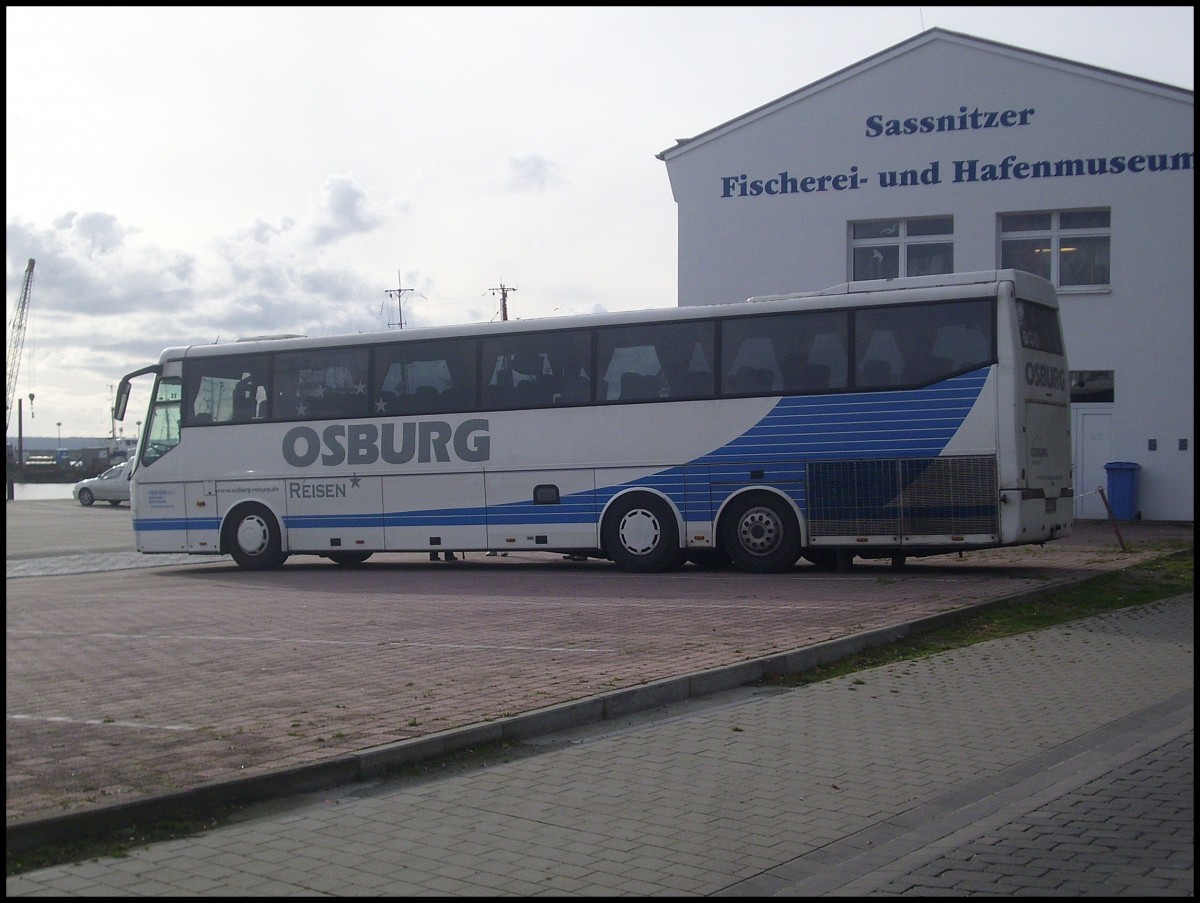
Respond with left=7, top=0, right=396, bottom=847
left=1017, top=300, right=1065, bottom=355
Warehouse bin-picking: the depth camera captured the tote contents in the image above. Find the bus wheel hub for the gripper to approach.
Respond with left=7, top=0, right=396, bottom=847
left=739, top=509, right=779, bottom=554
left=237, top=516, right=269, bottom=555
left=619, top=509, right=661, bottom=555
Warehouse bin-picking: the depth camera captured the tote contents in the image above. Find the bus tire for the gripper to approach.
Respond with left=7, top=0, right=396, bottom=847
left=602, top=492, right=686, bottom=573
left=224, top=504, right=288, bottom=571
left=326, top=551, right=372, bottom=566
left=719, top=491, right=801, bottom=574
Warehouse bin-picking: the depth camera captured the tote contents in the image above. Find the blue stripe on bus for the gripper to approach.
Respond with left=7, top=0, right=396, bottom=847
left=133, top=517, right=219, bottom=532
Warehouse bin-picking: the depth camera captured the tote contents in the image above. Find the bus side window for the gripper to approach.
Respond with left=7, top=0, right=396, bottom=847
left=854, top=311, right=904, bottom=389
left=780, top=354, right=830, bottom=392
left=233, top=374, right=259, bottom=421
left=720, top=329, right=779, bottom=395
left=411, top=385, right=442, bottom=413
left=555, top=372, right=591, bottom=404
left=732, top=366, right=774, bottom=394
left=516, top=378, right=554, bottom=408
left=619, top=371, right=661, bottom=401
left=901, top=355, right=953, bottom=385
left=942, top=326, right=991, bottom=371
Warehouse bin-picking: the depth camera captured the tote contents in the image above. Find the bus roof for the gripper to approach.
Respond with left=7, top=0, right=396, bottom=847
left=747, top=269, right=1055, bottom=304
left=159, top=269, right=1054, bottom=364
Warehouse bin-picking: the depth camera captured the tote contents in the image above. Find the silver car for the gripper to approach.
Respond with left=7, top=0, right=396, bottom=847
left=72, top=462, right=131, bottom=507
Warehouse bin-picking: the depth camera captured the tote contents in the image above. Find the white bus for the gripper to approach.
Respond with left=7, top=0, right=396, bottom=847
left=113, top=269, right=1073, bottom=574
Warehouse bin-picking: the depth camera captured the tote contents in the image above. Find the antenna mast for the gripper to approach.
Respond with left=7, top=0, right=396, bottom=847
left=489, top=281, right=517, bottom=321
left=384, top=271, right=411, bottom=329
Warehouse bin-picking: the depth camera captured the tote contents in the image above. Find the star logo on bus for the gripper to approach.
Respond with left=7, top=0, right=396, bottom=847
left=374, top=398, right=388, bottom=412
left=350, top=476, right=362, bottom=488
left=353, top=380, right=367, bottom=395
left=296, top=402, right=307, bottom=416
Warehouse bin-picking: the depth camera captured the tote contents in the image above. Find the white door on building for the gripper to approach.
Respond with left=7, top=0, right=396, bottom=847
left=1073, top=405, right=1113, bottom=520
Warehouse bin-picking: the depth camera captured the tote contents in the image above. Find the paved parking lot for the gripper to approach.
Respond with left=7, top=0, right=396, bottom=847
left=5, top=501, right=1191, bottom=840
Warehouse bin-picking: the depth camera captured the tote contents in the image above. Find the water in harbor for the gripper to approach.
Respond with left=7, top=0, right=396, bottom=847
left=7, top=483, right=76, bottom=501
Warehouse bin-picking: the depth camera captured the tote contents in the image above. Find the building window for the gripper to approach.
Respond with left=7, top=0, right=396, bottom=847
left=851, top=216, right=954, bottom=281
left=1000, top=209, right=1111, bottom=289
left=1070, top=370, right=1114, bottom=403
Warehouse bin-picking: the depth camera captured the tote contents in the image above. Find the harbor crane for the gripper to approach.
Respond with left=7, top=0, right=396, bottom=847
left=6, top=258, right=35, bottom=433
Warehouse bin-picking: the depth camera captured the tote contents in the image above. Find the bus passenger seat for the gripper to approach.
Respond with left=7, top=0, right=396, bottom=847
left=902, top=356, right=953, bottom=385
left=620, top=372, right=659, bottom=401
left=862, top=360, right=893, bottom=387
left=516, top=378, right=553, bottom=408
left=734, top=366, right=774, bottom=393
left=232, top=378, right=258, bottom=420
left=780, top=354, right=829, bottom=391
left=796, top=363, right=830, bottom=390
left=671, top=371, right=712, bottom=398
left=412, top=385, right=442, bottom=412
left=555, top=375, right=590, bottom=404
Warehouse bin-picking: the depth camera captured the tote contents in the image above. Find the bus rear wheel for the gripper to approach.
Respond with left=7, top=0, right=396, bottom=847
left=719, top=492, right=801, bottom=574
left=602, top=493, right=686, bottom=573
left=225, top=504, right=288, bottom=571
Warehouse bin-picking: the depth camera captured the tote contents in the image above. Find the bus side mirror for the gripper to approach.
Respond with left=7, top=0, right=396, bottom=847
left=113, top=380, right=130, bottom=422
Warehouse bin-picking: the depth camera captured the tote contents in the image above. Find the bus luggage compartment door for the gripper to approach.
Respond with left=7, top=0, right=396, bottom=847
left=484, top=469, right=598, bottom=551
left=285, top=475, right=384, bottom=554
left=383, top=472, right=487, bottom=552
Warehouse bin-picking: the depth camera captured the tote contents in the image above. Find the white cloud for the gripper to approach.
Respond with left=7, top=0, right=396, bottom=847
left=304, top=173, right=390, bottom=246
left=505, top=154, right=564, bottom=193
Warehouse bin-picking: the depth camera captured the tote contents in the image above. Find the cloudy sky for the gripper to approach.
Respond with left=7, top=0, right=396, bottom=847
left=6, top=6, right=1194, bottom=439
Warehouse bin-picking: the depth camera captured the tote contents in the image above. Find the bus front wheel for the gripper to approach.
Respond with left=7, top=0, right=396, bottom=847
left=225, top=504, right=288, bottom=571
left=719, top=492, right=801, bottom=574
left=602, top=493, right=686, bottom=573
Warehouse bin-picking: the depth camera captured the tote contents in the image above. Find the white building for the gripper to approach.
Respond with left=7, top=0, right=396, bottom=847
left=658, top=28, right=1193, bottom=523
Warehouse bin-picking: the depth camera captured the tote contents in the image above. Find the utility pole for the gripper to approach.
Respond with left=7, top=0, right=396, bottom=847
left=384, top=271, right=412, bottom=329
left=489, top=281, right=517, bottom=321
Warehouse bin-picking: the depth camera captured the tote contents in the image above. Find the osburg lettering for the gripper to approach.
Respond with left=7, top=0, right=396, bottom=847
left=283, top=419, right=491, bottom=468
left=1025, top=362, right=1066, bottom=391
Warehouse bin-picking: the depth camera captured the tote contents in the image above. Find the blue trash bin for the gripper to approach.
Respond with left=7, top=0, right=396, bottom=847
left=1104, top=462, right=1142, bottom=520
